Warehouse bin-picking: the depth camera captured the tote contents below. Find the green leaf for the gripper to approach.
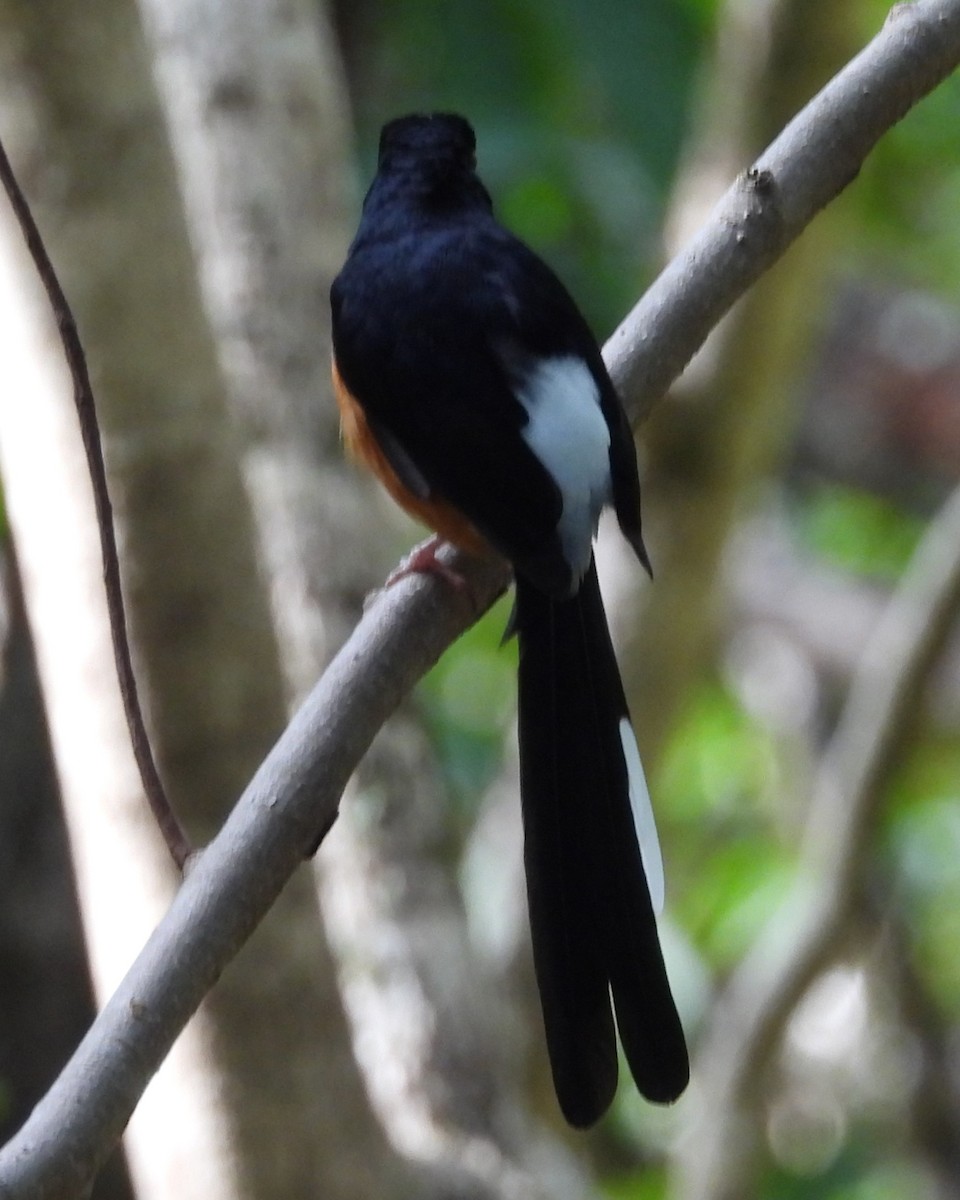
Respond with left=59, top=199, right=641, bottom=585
left=798, top=484, right=924, bottom=579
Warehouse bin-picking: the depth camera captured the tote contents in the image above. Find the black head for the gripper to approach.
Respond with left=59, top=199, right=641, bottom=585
left=377, top=113, right=477, bottom=173
left=357, top=113, right=491, bottom=229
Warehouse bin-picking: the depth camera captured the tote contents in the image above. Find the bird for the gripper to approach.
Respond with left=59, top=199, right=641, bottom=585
left=330, top=112, right=689, bottom=1128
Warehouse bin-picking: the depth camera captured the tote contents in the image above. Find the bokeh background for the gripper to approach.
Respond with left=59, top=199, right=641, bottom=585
left=2, top=1, right=960, bottom=1198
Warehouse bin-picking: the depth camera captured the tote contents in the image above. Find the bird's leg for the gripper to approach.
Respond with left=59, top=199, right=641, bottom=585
left=384, top=534, right=468, bottom=592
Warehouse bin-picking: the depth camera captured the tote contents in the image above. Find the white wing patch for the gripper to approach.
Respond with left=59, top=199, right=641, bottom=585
left=514, top=356, right=611, bottom=584
left=618, top=717, right=665, bottom=914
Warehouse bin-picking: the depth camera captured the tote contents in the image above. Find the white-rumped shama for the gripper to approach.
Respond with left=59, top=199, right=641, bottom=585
left=330, top=113, right=688, bottom=1128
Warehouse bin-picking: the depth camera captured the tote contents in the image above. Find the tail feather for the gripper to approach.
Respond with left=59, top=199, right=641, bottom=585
left=516, top=560, right=689, bottom=1126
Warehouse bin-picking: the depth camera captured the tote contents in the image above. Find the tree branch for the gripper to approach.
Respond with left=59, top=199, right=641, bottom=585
left=0, top=133, right=192, bottom=870
left=0, top=548, right=507, bottom=1200
left=2, top=1, right=960, bottom=1194
left=608, top=0, right=960, bottom=420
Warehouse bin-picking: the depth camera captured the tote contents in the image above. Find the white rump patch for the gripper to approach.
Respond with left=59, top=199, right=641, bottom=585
left=619, top=717, right=664, bottom=914
left=515, top=356, right=611, bottom=583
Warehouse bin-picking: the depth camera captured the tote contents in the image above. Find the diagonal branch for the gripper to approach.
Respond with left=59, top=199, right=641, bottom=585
left=1, top=1, right=959, bottom=1195
left=608, top=0, right=960, bottom=420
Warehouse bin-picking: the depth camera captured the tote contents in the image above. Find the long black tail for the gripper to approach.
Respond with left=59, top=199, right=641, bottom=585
left=515, top=559, right=689, bottom=1128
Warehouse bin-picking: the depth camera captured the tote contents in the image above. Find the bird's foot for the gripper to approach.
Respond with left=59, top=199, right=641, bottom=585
left=385, top=535, right=468, bottom=592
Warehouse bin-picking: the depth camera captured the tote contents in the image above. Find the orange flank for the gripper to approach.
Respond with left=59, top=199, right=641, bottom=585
left=332, top=357, right=490, bottom=556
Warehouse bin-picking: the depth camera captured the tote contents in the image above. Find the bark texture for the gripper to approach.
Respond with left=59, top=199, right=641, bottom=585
left=0, top=1, right=392, bottom=1196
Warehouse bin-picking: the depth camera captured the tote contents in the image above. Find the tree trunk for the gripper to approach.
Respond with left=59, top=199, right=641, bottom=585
left=0, top=1, right=396, bottom=1195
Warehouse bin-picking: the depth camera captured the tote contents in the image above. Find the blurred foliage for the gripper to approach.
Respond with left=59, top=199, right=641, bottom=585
left=332, top=0, right=960, bottom=1193
left=888, top=750, right=960, bottom=1012
left=659, top=680, right=778, bottom=823
left=797, top=484, right=925, bottom=579
left=853, top=2, right=960, bottom=293
left=419, top=593, right=516, bottom=816
left=764, top=1153, right=940, bottom=1200
left=659, top=680, right=795, bottom=966
left=602, top=1167, right=668, bottom=1200
left=854, top=74, right=960, bottom=291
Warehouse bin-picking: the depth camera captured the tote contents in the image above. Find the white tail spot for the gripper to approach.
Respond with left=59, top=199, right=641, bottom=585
left=618, top=718, right=665, bottom=914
